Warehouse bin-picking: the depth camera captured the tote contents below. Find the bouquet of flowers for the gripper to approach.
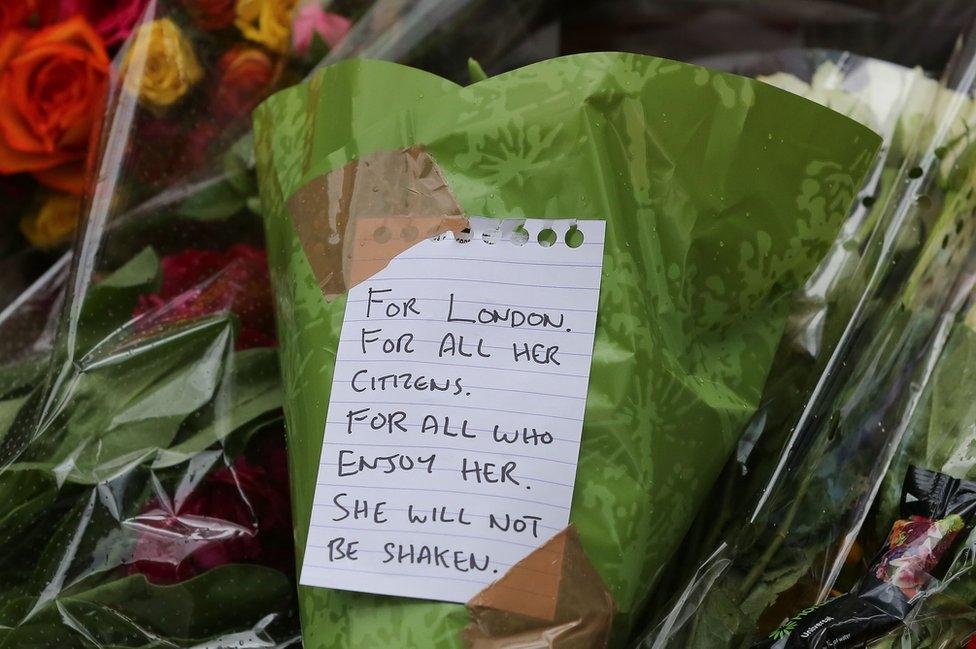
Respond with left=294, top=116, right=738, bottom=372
left=637, top=32, right=976, bottom=648
left=0, top=1, right=575, bottom=646
left=6, top=2, right=976, bottom=648
left=254, top=50, right=885, bottom=647
left=0, top=0, right=368, bottom=645
left=0, top=0, right=367, bottom=307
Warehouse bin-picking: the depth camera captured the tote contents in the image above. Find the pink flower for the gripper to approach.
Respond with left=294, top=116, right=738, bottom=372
left=291, top=4, right=350, bottom=56
left=60, top=0, right=149, bottom=47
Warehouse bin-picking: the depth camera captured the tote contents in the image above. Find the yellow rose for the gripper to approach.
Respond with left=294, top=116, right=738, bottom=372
left=21, top=194, right=81, bottom=249
left=235, top=0, right=296, bottom=54
left=121, top=18, right=204, bottom=109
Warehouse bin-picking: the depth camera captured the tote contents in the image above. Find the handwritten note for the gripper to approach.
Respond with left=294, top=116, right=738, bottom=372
left=300, top=218, right=606, bottom=603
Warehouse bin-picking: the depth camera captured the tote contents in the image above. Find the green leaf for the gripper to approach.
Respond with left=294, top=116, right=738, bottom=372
left=0, top=396, right=28, bottom=438
left=683, top=584, right=746, bottom=648
left=0, top=469, right=58, bottom=570
left=153, top=347, right=282, bottom=468
left=223, top=133, right=258, bottom=197
left=0, top=355, right=47, bottom=400
left=100, top=248, right=160, bottom=291
left=306, top=32, right=331, bottom=65
left=467, top=58, right=488, bottom=84
left=20, top=317, right=236, bottom=484
left=76, top=247, right=160, bottom=354
left=246, top=195, right=264, bottom=217
left=0, top=564, right=294, bottom=648
left=227, top=132, right=256, bottom=169
left=925, top=324, right=976, bottom=475
left=177, top=177, right=248, bottom=221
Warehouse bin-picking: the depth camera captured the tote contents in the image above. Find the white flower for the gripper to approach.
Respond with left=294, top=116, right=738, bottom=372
left=759, top=60, right=882, bottom=132
left=760, top=57, right=976, bottom=165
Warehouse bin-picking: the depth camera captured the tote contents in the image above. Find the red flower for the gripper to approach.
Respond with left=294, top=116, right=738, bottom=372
left=182, top=0, right=237, bottom=31
left=213, top=47, right=276, bottom=121
left=182, top=121, right=221, bottom=173
left=133, top=244, right=276, bottom=350
left=128, top=118, right=220, bottom=185
left=59, top=0, right=149, bottom=47
left=127, top=116, right=184, bottom=185
left=0, top=1, right=58, bottom=34
left=0, top=4, right=33, bottom=34
left=127, top=433, right=293, bottom=584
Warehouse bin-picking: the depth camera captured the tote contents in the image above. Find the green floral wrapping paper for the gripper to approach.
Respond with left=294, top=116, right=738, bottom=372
left=253, top=53, right=881, bottom=647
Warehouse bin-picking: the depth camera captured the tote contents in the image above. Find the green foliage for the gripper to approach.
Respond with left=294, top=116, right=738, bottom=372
left=75, top=246, right=160, bottom=354
left=177, top=134, right=260, bottom=221
left=0, top=565, right=294, bottom=648
left=0, top=244, right=289, bottom=646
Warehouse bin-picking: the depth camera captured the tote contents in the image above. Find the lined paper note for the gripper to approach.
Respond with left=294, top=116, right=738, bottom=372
left=300, top=218, right=606, bottom=603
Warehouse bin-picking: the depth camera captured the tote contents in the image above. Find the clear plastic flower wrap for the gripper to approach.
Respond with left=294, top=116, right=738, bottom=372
left=0, top=1, right=559, bottom=647
left=4, top=2, right=976, bottom=648
left=559, top=0, right=976, bottom=74
left=635, top=30, right=976, bottom=649
left=252, top=47, right=890, bottom=647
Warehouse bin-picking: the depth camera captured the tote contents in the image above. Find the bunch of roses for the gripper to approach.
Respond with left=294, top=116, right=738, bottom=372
left=122, top=0, right=352, bottom=186
left=123, top=0, right=353, bottom=113
left=0, top=0, right=353, bottom=250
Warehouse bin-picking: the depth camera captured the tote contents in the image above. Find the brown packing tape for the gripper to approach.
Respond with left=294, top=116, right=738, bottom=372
left=462, top=526, right=615, bottom=649
left=286, top=146, right=468, bottom=299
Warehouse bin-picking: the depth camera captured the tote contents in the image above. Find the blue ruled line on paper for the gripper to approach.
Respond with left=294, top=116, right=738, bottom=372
left=321, top=440, right=579, bottom=463
left=347, top=296, right=598, bottom=313
left=308, top=525, right=544, bottom=550
left=330, top=380, right=586, bottom=401
left=320, top=463, right=575, bottom=489
left=326, top=358, right=590, bottom=378
left=337, top=338, right=594, bottom=357
left=341, top=317, right=595, bottom=335
left=360, top=276, right=601, bottom=290
left=367, top=255, right=603, bottom=268
left=303, top=564, right=553, bottom=595
left=311, top=502, right=564, bottom=532
left=327, top=400, right=584, bottom=422
left=305, top=553, right=556, bottom=579
left=313, top=484, right=571, bottom=510
left=323, top=421, right=581, bottom=445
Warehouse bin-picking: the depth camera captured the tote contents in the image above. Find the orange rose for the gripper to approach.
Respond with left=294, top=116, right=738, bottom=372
left=0, top=17, right=109, bottom=194
left=213, top=47, right=276, bottom=120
